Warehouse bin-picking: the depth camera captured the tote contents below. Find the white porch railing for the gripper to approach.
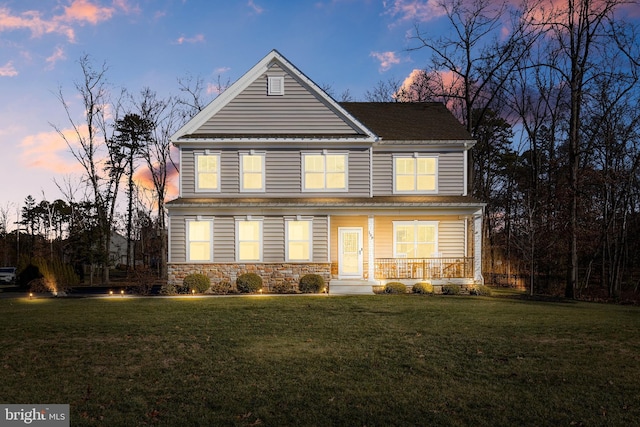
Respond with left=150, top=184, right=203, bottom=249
left=374, top=257, right=473, bottom=280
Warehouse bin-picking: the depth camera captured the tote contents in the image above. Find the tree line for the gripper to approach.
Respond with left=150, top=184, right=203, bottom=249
left=377, top=0, right=640, bottom=299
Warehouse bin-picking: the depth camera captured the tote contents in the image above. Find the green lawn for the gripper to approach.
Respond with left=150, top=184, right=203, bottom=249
left=1, top=293, right=639, bottom=426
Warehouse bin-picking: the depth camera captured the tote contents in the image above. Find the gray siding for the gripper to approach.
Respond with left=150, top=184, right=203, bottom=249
left=194, top=64, right=359, bottom=136
left=438, top=220, right=466, bottom=257
left=169, top=215, right=186, bottom=262
left=169, top=215, right=329, bottom=263
left=372, top=151, right=465, bottom=196
left=180, top=148, right=370, bottom=198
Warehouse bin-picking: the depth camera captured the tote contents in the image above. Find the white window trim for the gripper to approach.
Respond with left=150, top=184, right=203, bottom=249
left=239, top=152, right=266, bottom=193
left=235, top=217, right=264, bottom=262
left=267, top=76, right=285, bottom=96
left=301, top=152, right=349, bottom=192
left=285, top=217, right=313, bottom=262
left=195, top=151, right=221, bottom=193
left=392, top=220, right=439, bottom=259
left=186, top=218, right=214, bottom=262
left=392, top=154, right=438, bottom=194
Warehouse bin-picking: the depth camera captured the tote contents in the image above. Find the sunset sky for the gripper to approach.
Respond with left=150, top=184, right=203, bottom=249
left=1, top=0, right=450, bottom=226
left=1, top=1, right=638, bottom=228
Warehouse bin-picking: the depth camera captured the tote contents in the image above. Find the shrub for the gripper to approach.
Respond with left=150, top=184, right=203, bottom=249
left=299, top=274, right=325, bottom=293
left=442, top=283, right=461, bottom=295
left=160, top=282, right=178, bottom=296
left=236, top=273, right=263, bottom=293
left=384, top=282, right=407, bottom=294
left=272, top=280, right=297, bottom=294
left=469, top=284, right=492, bottom=296
left=183, top=273, right=210, bottom=294
left=412, top=282, right=433, bottom=295
left=209, top=280, right=234, bottom=295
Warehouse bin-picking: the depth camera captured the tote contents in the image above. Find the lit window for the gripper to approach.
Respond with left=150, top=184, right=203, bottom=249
left=394, top=156, right=437, bottom=193
left=393, top=221, right=437, bottom=258
left=303, top=153, right=347, bottom=191
left=286, top=219, right=312, bottom=261
left=240, top=153, right=265, bottom=192
left=187, top=219, right=213, bottom=262
left=196, top=153, right=220, bottom=191
left=237, top=220, right=262, bottom=261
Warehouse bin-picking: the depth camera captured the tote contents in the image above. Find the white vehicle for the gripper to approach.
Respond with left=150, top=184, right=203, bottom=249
left=0, top=267, right=16, bottom=284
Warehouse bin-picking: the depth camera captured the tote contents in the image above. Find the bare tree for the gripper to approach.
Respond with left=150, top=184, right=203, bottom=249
left=135, top=88, right=180, bottom=277
left=51, top=55, right=123, bottom=284
left=363, top=77, right=403, bottom=102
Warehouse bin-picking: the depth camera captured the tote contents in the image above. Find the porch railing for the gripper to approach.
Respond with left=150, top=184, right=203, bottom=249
left=374, top=257, right=473, bottom=280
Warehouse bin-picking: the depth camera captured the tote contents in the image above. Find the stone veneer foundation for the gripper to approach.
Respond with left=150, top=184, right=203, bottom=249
left=168, top=263, right=332, bottom=291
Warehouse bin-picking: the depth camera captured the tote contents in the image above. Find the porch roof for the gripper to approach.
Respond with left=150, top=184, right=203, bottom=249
left=167, top=195, right=484, bottom=209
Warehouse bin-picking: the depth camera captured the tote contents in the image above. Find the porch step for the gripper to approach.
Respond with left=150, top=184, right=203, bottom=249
left=329, top=280, right=374, bottom=295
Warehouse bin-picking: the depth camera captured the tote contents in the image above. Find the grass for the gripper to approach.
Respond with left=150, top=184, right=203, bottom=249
left=1, top=294, right=639, bottom=426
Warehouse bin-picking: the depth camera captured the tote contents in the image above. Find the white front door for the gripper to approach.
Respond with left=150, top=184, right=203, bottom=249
left=338, top=227, right=363, bottom=278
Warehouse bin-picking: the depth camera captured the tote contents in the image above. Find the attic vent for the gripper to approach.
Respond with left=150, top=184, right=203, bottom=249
left=267, top=76, right=285, bottom=96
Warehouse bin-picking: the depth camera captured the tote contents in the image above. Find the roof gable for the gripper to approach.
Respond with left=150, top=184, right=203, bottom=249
left=172, top=50, right=377, bottom=143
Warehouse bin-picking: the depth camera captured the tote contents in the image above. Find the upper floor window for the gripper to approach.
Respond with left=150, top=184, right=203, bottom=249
left=236, top=218, right=262, bottom=261
left=187, top=219, right=213, bottom=262
left=196, top=153, right=220, bottom=192
left=393, top=221, right=438, bottom=259
left=394, top=155, right=437, bottom=193
left=286, top=218, right=312, bottom=261
left=303, top=152, right=347, bottom=191
left=240, top=153, right=265, bottom=192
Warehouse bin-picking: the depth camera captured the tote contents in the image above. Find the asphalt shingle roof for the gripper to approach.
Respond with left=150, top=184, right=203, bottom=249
left=340, top=102, right=474, bottom=142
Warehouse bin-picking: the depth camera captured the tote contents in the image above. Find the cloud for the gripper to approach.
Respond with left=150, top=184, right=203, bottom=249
left=45, top=46, right=66, bottom=69
left=175, top=34, right=205, bottom=44
left=248, top=0, right=265, bottom=14
left=383, top=0, right=445, bottom=24
left=0, top=61, right=18, bottom=77
left=19, top=128, right=84, bottom=174
left=370, top=51, right=401, bottom=72
left=61, top=0, right=115, bottom=25
left=0, top=0, right=123, bottom=43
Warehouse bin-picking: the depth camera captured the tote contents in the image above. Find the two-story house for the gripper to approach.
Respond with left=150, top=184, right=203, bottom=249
left=167, top=50, right=484, bottom=294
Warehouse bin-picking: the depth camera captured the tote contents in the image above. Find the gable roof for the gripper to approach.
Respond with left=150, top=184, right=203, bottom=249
left=172, top=50, right=377, bottom=143
left=339, top=102, right=474, bottom=142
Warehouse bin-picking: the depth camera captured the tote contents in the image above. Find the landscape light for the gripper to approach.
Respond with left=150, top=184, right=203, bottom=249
left=192, top=289, right=196, bottom=295
left=109, top=290, right=113, bottom=296
left=121, top=289, right=124, bottom=297
left=29, top=292, right=33, bottom=300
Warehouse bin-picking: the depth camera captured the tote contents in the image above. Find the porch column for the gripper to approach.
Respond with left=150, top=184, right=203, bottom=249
left=368, top=215, right=375, bottom=282
left=473, top=211, right=484, bottom=284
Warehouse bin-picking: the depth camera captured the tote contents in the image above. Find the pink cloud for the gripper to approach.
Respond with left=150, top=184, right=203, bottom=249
left=383, top=0, right=445, bottom=24
left=0, top=61, right=18, bottom=77
left=175, top=34, right=205, bottom=44
left=370, top=51, right=400, bottom=72
left=61, top=0, right=115, bottom=25
left=248, top=0, right=265, bottom=14
left=20, top=128, right=84, bottom=174
left=45, top=46, right=67, bottom=69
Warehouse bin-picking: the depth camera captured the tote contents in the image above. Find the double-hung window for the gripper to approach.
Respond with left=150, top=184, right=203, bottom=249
left=240, top=152, right=265, bottom=192
left=236, top=218, right=262, bottom=261
left=303, top=152, right=347, bottom=191
left=196, top=152, right=220, bottom=192
left=187, top=219, right=213, bottom=262
left=394, top=155, right=437, bottom=193
left=285, top=218, right=312, bottom=262
left=393, top=221, right=438, bottom=259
